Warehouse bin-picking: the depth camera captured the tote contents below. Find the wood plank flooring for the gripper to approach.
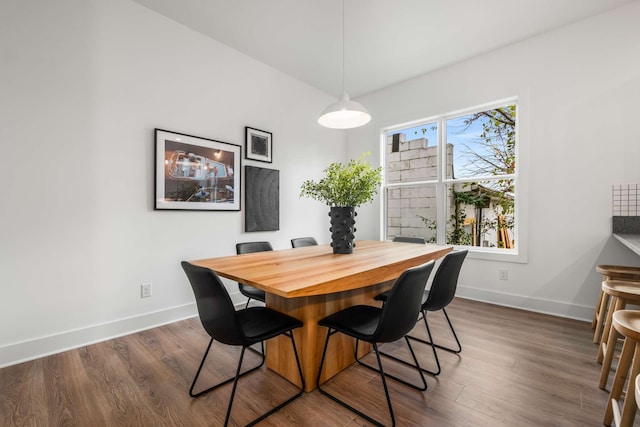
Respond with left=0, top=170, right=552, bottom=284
left=0, top=298, right=635, bottom=426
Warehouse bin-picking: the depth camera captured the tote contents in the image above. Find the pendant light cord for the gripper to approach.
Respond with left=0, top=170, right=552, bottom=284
left=317, top=0, right=370, bottom=129
left=342, top=0, right=345, bottom=95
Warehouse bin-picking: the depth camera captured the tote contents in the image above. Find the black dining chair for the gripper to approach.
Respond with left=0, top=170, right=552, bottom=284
left=316, top=261, right=435, bottom=427
left=235, top=241, right=272, bottom=308
left=373, top=249, right=468, bottom=376
left=392, top=236, right=426, bottom=244
left=181, top=261, right=305, bottom=427
left=290, top=237, right=318, bottom=248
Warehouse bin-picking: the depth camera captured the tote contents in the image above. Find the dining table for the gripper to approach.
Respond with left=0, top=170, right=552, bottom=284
left=190, top=239, right=452, bottom=392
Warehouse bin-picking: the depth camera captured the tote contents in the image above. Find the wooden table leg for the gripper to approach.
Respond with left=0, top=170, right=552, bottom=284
left=265, top=281, right=392, bottom=392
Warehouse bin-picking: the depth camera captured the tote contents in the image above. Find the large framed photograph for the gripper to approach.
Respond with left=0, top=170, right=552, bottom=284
left=155, top=129, right=241, bottom=211
left=245, top=127, right=272, bottom=163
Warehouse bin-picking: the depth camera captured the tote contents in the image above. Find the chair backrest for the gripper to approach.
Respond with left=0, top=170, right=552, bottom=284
left=291, top=237, right=318, bottom=248
left=181, top=261, right=245, bottom=346
left=392, top=236, right=426, bottom=244
left=374, top=261, right=435, bottom=343
left=236, top=241, right=273, bottom=254
left=423, top=250, right=468, bottom=312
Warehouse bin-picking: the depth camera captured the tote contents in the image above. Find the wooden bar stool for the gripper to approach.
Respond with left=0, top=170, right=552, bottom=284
left=636, top=374, right=640, bottom=411
left=599, top=281, right=640, bottom=389
left=593, top=265, right=640, bottom=344
left=603, top=310, right=640, bottom=427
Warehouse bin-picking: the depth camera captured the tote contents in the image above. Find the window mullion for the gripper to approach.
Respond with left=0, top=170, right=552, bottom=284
left=436, top=117, right=446, bottom=244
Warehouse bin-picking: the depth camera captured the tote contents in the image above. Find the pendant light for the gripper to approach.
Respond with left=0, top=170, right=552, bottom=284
left=318, top=0, right=371, bottom=129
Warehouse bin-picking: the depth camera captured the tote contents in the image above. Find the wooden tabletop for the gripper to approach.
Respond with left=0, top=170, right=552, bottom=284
left=190, top=240, right=452, bottom=298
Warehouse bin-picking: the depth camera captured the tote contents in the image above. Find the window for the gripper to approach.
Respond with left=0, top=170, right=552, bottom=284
left=383, top=100, right=518, bottom=257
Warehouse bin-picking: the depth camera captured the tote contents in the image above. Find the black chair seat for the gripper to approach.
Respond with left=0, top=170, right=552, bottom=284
left=238, top=307, right=303, bottom=342
left=238, top=284, right=266, bottom=301
left=374, top=289, right=427, bottom=304
left=373, top=290, right=389, bottom=302
left=319, top=305, right=380, bottom=339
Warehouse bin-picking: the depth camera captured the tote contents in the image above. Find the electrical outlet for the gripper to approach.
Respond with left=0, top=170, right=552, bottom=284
left=499, top=269, right=509, bottom=281
left=141, top=283, right=152, bottom=298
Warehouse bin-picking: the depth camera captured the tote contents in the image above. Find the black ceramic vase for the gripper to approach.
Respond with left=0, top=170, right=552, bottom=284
left=329, top=206, right=357, bottom=254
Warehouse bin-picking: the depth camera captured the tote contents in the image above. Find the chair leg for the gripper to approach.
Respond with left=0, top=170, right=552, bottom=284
left=592, top=289, right=603, bottom=328
left=224, top=346, right=247, bottom=426
left=191, top=334, right=304, bottom=427
left=316, top=328, right=337, bottom=388
left=246, top=331, right=305, bottom=427
left=599, top=297, right=625, bottom=364
left=412, top=308, right=462, bottom=354
left=244, top=297, right=252, bottom=309
left=189, top=338, right=265, bottom=398
left=374, top=309, right=452, bottom=376
left=604, top=337, right=635, bottom=426
left=317, top=329, right=401, bottom=427
left=618, top=342, right=640, bottom=427
left=354, top=337, right=428, bottom=391
left=594, top=292, right=610, bottom=344
left=408, top=308, right=461, bottom=375
left=600, top=320, right=621, bottom=389
left=372, top=342, right=397, bottom=427
left=415, top=311, right=442, bottom=376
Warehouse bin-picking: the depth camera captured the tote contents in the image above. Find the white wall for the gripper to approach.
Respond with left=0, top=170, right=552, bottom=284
left=0, top=0, right=344, bottom=367
left=3, top=0, right=640, bottom=368
left=348, top=2, right=640, bottom=319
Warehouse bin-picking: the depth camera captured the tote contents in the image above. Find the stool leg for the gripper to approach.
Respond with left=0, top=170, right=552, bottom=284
left=600, top=317, right=622, bottom=389
left=604, top=336, right=635, bottom=426
left=593, top=289, right=604, bottom=329
left=594, top=292, right=610, bottom=343
left=599, top=297, right=624, bottom=364
left=619, top=342, right=640, bottom=427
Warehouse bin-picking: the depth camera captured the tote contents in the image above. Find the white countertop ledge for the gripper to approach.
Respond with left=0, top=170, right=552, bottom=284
left=613, top=233, right=640, bottom=257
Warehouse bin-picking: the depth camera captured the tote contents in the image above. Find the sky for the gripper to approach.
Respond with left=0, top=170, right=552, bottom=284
left=392, top=113, right=491, bottom=178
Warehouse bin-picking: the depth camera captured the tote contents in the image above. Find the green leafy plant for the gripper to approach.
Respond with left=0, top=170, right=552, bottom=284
left=300, top=152, right=382, bottom=207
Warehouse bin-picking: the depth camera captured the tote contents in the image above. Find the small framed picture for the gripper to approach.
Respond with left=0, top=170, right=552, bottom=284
left=245, top=127, right=272, bottom=163
left=154, top=129, right=241, bottom=211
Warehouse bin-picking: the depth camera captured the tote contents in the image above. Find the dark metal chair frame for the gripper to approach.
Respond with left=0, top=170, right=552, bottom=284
left=372, top=250, right=468, bottom=376
left=236, top=241, right=272, bottom=308
left=316, top=261, right=435, bottom=427
left=392, top=236, right=426, bottom=244
left=290, top=236, right=318, bottom=248
left=181, top=261, right=305, bottom=427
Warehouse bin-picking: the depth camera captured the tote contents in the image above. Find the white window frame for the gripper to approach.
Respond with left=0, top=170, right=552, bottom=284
left=380, top=96, right=528, bottom=263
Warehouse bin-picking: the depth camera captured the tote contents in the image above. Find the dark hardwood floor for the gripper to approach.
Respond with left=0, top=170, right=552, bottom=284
left=0, top=298, right=634, bottom=426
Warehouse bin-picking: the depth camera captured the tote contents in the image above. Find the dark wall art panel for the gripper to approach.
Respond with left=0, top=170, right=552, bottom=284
left=245, top=166, right=279, bottom=232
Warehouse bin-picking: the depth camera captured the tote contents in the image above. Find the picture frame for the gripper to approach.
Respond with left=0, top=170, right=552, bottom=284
left=154, top=129, right=241, bottom=211
left=245, top=127, right=272, bottom=163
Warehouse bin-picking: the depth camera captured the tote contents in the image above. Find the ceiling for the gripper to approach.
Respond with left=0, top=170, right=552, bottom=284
left=132, top=0, right=634, bottom=98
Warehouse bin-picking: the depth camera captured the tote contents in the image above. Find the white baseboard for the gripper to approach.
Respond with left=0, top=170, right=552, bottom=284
left=0, top=303, right=199, bottom=369
left=456, top=286, right=593, bottom=322
left=0, top=289, right=591, bottom=369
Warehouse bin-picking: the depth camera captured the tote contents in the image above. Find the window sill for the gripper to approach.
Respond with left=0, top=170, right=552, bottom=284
left=458, top=246, right=528, bottom=264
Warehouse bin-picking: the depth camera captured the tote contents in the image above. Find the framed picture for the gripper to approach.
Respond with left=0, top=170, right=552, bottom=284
left=155, top=129, right=241, bottom=211
left=245, top=127, right=272, bottom=163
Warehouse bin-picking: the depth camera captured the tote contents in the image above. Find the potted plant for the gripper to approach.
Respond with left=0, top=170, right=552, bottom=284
left=300, top=152, right=382, bottom=254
